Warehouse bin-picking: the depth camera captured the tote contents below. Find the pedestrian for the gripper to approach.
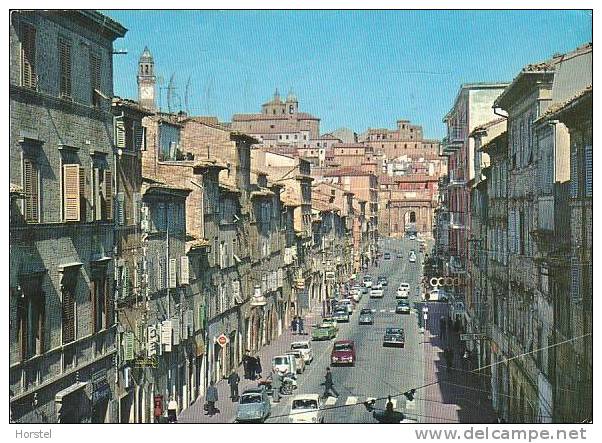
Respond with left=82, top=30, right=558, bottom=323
left=455, top=317, right=462, bottom=334
left=167, top=397, right=178, bottom=423
left=242, top=350, right=249, bottom=379
left=322, top=367, right=339, bottom=398
left=255, top=355, right=263, bottom=380
left=298, top=316, right=305, bottom=334
left=462, top=349, right=471, bottom=371
left=439, top=316, right=447, bottom=340
left=445, top=347, right=454, bottom=373
left=271, top=372, right=282, bottom=403
left=228, top=369, right=240, bottom=401
left=291, top=316, right=298, bottom=334
left=205, top=381, right=219, bottom=416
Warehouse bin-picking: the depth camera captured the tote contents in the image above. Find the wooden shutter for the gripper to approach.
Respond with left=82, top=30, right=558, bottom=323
left=571, top=257, right=582, bottom=303
left=570, top=149, right=579, bottom=198
left=91, top=280, right=98, bottom=333
left=59, top=37, right=72, bottom=97
left=122, top=265, right=130, bottom=299
left=133, top=121, right=145, bottom=151
left=62, top=288, right=75, bottom=343
left=180, top=256, right=189, bottom=285
left=133, top=192, right=141, bottom=225
left=585, top=144, right=592, bottom=198
left=21, top=22, right=36, bottom=89
left=104, top=170, right=114, bottom=221
left=63, top=164, right=81, bottom=221
left=115, top=118, right=126, bottom=148
left=23, top=158, right=39, bottom=222
left=105, top=278, right=113, bottom=328
left=90, top=51, right=101, bottom=106
left=79, top=167, right=87, bottom=222
left=157, top=258, right=165, bottom=290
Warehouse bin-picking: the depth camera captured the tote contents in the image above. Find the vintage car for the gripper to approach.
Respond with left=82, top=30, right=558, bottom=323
left=396, top=299, right=411, bottom=314
left=358, top=308, right=374, bottom=325
left=333, top=307, right=350, bottom=323
left=383, top=327, right=405, bottom=347
left=289, top=394, right=324, bottom=423
left=311, top=323, right=337, bottom=341
left=285, top=350, right=306, bottom=373
left=290, top=341, right=314, bottom=364
left=330, top=339, right=356, bottom=366
left=235, top=388, right=271, bottom=423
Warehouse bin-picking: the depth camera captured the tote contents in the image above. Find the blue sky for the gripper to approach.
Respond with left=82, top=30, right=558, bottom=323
left=105, top=10, right=591, bottom=139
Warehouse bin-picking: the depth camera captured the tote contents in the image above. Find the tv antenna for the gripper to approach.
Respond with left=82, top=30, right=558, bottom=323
left=184, top=76, right=192, bottom=114
left=166, top=73, right=177, bottom=113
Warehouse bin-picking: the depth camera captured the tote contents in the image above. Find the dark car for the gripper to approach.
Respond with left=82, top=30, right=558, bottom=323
left=333, top=307, right=350, bottom=322
left=331, top=340, right=356, bottom=366
left=377, top=276, right=388, bottom=286
left=384, top=252, right=391, bottom=260
left=358, top=308, right=374, bottom=325
left=396, top=300, right=411, bottom=314
left=383, top=328, right=405, bottom=347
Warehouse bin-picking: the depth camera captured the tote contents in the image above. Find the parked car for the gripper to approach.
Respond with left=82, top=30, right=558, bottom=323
left=384, top=252, right=391, bottom=260
left=396, top=300, right=411, bottom=314
left=312, top=323, right=337, bottom=341
left=396, top=288, right=409, bottom=299
left=235, top=388, right=271, bottom=423
left=359, top=308, right=374, bottom=325
left=409, top=251, right=416, bottom=263
left=289, top=394, right=324, bottom=423
left=286, top=350, right=306, bottom=373
left=331, top=340, right=356, bottom=366
left=333, top=307, right=350, bottom=323
left=363, top=274, right=373, bottom=288
left=272, top=354, right=297, bottom=375
left=321, top=317, right=339, bottom=333
left=398, top=282, right=410, bottom=291
left=290, top=341, right=314, bottom=364
left=396, top=252, right=403, bottom=258
left=383, top=327, right=405, bottom=347
left=378, top=276, right=388, bottom=286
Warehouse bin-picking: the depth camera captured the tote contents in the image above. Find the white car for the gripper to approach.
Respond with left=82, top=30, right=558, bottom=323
left=272, top=354, right=297, bottom=375
left=396, top=288, right=409, bottom=299
left=337, top=299, right=354, bottom=314
left=409, top=251, right=416, bottom=263
left=291, top=341, right=314, bottom=364
left=370, top=288, right=384, bottom=298
left=398, top=282, right=410, bottom=291
left=289, top=394, right=324, bottom=423
left=286, top=350, right=306, bottom=373
left=363, top=275, right=373, bottom=288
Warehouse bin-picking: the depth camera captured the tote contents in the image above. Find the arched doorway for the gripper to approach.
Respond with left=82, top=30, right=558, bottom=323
left=409, top=211, right=416, bottom=223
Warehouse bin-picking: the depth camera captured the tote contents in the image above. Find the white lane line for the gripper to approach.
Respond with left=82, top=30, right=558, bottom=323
left=345, top=396, right=358, bottom=406
left=325, top=396, right=338, bottom=406
left=389, top=309, right=395, bottom=313
left=380, top=309, right=386, bottom=313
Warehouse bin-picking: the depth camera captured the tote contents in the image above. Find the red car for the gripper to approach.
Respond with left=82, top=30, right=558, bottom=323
left=330, top=340, right=356, bottom=366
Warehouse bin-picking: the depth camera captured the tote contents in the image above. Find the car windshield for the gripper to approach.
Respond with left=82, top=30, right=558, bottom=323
left=334, top=343, right=352, bottom=351
left=334, top=309, right=347, bottom=314
left=292, top=399, right=318, bottom=410
left=291, top=343, right=308, bottom=350
left=363, top=275, right=372, bottom=281
left=240, top=394, right=263, bottom=404
left=386, top=328, right=402, bottom=335
left=273, top=357, right=288, bottom=365
left=360, top=309, right=372, bottom=314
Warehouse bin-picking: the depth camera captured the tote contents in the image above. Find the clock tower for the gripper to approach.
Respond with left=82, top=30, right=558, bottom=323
left=137, top=46, right=156, bottom=110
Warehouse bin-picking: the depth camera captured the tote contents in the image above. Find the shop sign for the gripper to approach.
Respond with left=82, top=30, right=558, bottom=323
left=161, top=321, right=172, bottom=352
left=172, top=316, right=181, bottom=345
left=91, top=369, right=111, bottom=404
left=133, top=355, right=158, bottom=368
left=147, top=325, right=158, bottom=357
left=123, top=331, right=134, bottom=361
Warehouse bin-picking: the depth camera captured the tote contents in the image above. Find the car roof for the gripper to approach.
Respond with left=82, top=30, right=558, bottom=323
left=292, top=394, right=320, bottom=401
left=334, top=339, right=354, bottom=344
left=291, top=341, right=309, bottom=346
left=242, top=388, right=265, bottom=395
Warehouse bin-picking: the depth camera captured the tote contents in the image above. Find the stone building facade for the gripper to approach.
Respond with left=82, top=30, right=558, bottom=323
left=9, top=11, right=126, bottom=423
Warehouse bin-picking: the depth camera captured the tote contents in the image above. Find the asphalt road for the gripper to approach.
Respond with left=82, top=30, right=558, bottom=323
left=266, top=237, right=429, bottom=423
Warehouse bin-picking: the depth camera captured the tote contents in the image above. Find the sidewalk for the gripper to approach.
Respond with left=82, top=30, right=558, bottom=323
left=420, top=302, right=497, bottom=423
left=178, top=303, right=324, bottom=423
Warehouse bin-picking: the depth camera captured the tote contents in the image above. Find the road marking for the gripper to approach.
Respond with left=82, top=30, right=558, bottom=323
left=389, top=309, right=395, bottom=313
left=325, top=396, right=338, bottom=406
left=380, top=309, right=386, bottom=313
left=345, top=396, right=358, bottom=406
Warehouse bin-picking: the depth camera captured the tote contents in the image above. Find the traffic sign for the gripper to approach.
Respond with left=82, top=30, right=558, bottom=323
left=216, top=333, right=230, bottom=347
left=460, top=333, right=489, bottom=341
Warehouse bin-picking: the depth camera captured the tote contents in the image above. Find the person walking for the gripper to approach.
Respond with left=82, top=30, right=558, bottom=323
left=228, top=369, right=240, bottom=401
left=439, top=315, right=447, bottom=341
left=291, top=316, right=298, bottom=334
left=322, top=367, right=339, bottom=398
left=167, top=397, right=178, bottom=423
left=255, top=355, right=263, bottom=380
left=462, top=349, right=471, bottom=371
left=271, top=371, right=282, bottom=403
left=298, top=316, right=305, bottom=335
left=445, top=347, right=454, bottom=373
left=242, top=350, right=251, bottom=380
left=205, top=381, right=219, bottom=416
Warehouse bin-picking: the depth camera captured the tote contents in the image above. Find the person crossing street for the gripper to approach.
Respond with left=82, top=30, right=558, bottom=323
left=322, top=367, right=339, bottom=398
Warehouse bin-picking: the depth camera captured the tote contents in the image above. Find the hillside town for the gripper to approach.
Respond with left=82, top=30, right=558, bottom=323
left=9, top=10, right=591, bottom=424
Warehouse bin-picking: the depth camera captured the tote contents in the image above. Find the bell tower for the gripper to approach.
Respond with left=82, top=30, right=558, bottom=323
left=137, top=46, right=156, bottom=110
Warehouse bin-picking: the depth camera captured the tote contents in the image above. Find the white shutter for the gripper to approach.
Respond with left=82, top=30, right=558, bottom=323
left=180, top=256, right=189, bottom=285
left=116, top=192, right=125, bottom=225
left=585, top=145, right=592, bottom=198
left=172, top=316, right=180, bottom=345
left=169, top=258, right=177, bottom=288
left=115, top=118, right=126, bottom=148
left=157, top=258, right=165, bottom=290
left=570, top=149, right=579, bottom=198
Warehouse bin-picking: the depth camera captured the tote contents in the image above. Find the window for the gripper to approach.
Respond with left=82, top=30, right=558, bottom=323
left=17, top=278, right=45, bottom=360
left=286, top=135, right=289, bottom=140
left=92, top=158, right=113, bottom=221
left=91, top=266, right=111, bottom=332
left=62, top=163, right=86, bottom=222
left=59, top=37, right=72, bottom=98
left=61, top=271, right=77, bottom=344
left=90, top=51, right=101, bottom=107
left=20, top=21, right=37, bottom=89
left=585, top=144, right=592, bottom=197
left=23, top=157, right=40, bottom=223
